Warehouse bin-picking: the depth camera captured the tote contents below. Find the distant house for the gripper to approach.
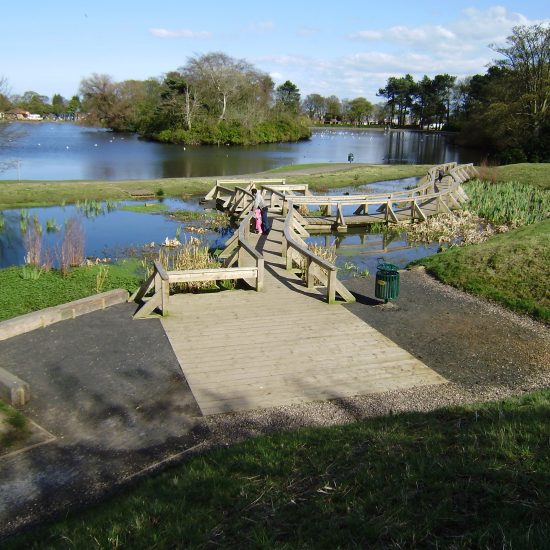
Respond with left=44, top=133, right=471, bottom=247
left=5, top=108, right=30, bottom=120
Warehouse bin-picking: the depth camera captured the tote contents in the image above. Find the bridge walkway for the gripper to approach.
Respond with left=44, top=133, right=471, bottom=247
left=160, top=216, right=445, bottom=415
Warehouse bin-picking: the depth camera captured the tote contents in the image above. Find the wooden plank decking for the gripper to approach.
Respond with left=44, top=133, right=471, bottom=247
left=161, top=217, right=446, bottom=415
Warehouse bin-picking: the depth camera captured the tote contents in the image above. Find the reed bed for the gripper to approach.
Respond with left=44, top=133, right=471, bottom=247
left=23, top=216, right=43, bottom=266
left=404, top=212, right=508, bottom=246
left=148, top=238, right=222, bottom=293
left=60, top=218, right=85, bottom=274
left=464, top=179, right=550, bottom=226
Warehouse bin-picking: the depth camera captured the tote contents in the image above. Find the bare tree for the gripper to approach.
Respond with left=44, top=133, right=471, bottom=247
left=181, top=52, right=262, bottom=121
left=79, top=73, right=116, bottom=126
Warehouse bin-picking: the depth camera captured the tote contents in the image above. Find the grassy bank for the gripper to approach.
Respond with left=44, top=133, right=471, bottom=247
left=5, top=390, right=550, bottom=548
left=488, top=163, right=550, bottom=189
left=415, top=219, right=550, bottom=322
left=0, top=262, right=142, bottom=322
left=0, top=164, right=431, bottom=209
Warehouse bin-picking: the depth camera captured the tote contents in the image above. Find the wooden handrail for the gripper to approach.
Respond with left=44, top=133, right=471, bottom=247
left=282, top=206, right=354, bottom=303
left=153, top=260, right=169, bottom=281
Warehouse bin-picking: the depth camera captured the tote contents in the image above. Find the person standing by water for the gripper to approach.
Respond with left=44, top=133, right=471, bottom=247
left=251, top=188, right=270, bottom=234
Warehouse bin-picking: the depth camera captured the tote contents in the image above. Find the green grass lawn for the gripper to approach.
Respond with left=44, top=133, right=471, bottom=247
left=5, top=390, right=550, bottom=548
left=0, top=261, right=143, bottom=322
left=415, top=219, right=550, bottom=322
left=495, top=163, right=550, bottom=190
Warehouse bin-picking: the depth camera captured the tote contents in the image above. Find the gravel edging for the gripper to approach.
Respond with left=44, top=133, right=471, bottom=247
left=202, top=268, right=550, bottom=446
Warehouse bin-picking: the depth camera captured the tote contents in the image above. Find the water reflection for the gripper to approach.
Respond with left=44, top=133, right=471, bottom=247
left=306, top=229, right=440, bottom=279
left=0, top=123, right=481, bottom=181
left=0, top=198, right=226, bottom=268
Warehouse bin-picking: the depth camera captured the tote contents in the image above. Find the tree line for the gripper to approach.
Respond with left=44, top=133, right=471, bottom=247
left=1, top=24, right=547, bottom=160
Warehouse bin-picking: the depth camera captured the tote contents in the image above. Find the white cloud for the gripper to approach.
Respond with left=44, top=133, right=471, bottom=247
left=297, top=27, right=320, bottom=37
left=149, top=28, right=211, bottom=39
left=254, top=7, right=548, bottom=101
left=351, top=30, right=383, bottom=40
left=248, top=21, right=274, bottom=32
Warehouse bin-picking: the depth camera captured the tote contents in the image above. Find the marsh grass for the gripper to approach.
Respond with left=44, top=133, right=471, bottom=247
left=59, top=218, right=85, bottom=274
left=6, top=390, right=550, bottom=549
left=464, top=179, right=550, bottom=226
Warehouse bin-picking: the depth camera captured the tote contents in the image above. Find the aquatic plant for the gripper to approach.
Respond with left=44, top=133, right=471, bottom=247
left=341, top=261, right=370, bottom=278
left=60, top=217, right=85, bottom=274
left=76, top=199, right=112, bottom=218
left=0, top=212, right=5, bottom=232
left=23, top=216, right=43, bottom=266
left=20, top=265, right=44, bottom=281
left=169, top=210, right=231, bottom=232
left=464, top=179, right=549, bottom=226
left=46, top=218, right=61, bottom=232
left=151, top=238, right=221, bottom=293
left=95, top=264, right=110, bottom=293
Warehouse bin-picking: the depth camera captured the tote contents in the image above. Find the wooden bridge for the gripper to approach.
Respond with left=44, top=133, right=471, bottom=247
left=131, top=163, right=477, bottom=415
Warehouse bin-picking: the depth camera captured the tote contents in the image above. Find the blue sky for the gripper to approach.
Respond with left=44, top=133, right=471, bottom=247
left=2, top=1, right=548, bottom=102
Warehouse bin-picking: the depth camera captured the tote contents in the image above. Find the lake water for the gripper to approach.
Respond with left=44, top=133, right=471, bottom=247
left=0, top=122, right=480, bottom=181
left=0, top=176, right=437, bottom=275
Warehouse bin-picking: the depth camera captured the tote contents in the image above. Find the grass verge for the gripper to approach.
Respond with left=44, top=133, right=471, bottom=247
left=5, top=390, right=550, bottom=548
left=494, top=163, right=550, bottom=190
left=0, top=165, right=432, bottom=208
left=0, top=401, right=29, bottom=449
left=414, top=219, right=550, bottom=322
left=0, top=261, right=143, bottom=322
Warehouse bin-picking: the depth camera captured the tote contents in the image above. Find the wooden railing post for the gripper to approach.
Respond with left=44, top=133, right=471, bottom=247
left=256, top=257, right=264, bottom=291
left=327, top=269, right=336, bottom=304
left=306, top=257, right=314, bottom=289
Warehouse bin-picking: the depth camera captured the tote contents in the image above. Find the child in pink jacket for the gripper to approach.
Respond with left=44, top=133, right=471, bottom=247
left=254, top=208, right=263, bottom=234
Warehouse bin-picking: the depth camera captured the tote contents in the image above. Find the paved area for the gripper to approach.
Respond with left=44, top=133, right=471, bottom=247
left=344, top=268, right=550, bottom=391
left=0, top=303, right=205, bottom=539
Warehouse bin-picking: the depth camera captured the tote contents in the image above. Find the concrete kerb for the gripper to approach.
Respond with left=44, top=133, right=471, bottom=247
left=0, top=289, right=129, bottom=406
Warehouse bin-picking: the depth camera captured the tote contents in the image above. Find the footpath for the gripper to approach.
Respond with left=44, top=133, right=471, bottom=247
left=0, top=303, right=205, bottom=539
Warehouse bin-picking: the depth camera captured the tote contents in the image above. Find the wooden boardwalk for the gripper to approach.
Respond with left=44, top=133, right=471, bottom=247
left=161, top=217, right=446, bottom=415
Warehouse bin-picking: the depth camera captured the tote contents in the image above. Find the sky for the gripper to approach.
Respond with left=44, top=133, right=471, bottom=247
left=2, top=0, right=548, bottom=103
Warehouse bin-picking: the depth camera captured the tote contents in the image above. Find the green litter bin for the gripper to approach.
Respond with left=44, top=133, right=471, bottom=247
left=375, top=262, right=400, bottom=302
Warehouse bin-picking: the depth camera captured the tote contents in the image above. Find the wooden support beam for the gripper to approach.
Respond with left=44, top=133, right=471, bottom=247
left=386, top=202, right=399, bottom=223
left=412, top=201, right=427, bottom=222
left=134, top=292, right=162, bottom=319
left=336, top=203, right=347, bottom=231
